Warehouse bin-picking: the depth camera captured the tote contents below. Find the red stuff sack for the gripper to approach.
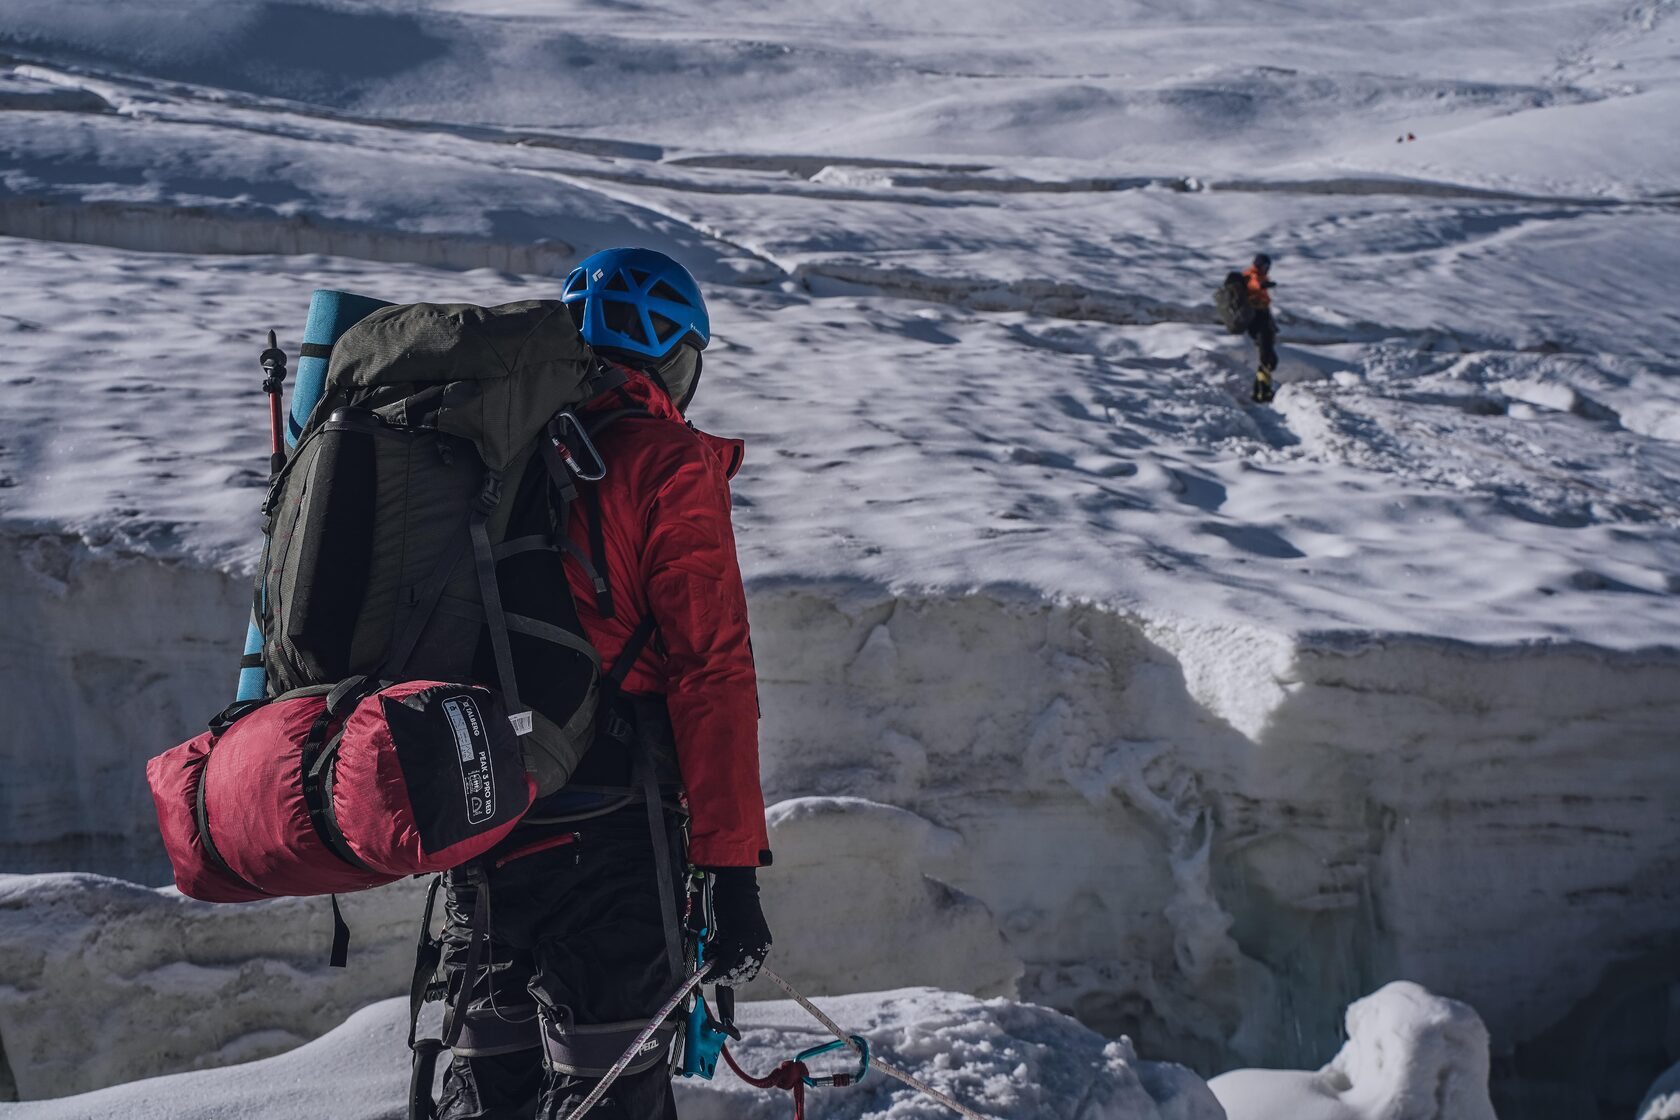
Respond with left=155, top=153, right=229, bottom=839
left=147, top=679, right=535, bottom=902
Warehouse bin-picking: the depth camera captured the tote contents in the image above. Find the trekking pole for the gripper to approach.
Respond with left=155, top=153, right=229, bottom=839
left=260, top=330, right=288, bottom=476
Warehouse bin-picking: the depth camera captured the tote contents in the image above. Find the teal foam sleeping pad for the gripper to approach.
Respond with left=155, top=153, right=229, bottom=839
left=237, top=289, right=392, bottom=702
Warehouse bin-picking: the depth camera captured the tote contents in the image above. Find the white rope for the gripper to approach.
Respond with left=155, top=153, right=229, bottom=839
left=558, top=962, right=997, bottom=1120
left=762, top=966, right=997, bottom=1120
left=557, top=962, right=711, bottom=1120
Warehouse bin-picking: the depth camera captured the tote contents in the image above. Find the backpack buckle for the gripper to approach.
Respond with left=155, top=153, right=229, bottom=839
left=474, top=471, right=503, bottom=515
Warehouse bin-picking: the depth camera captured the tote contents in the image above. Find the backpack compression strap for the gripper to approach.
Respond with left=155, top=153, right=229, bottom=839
left=464, top=470, right=535, bottom=736
left=594, top=613, right=685, bottom=981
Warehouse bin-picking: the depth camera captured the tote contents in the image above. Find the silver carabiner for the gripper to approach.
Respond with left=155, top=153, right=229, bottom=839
left=548, top=411, right=607, bottom=482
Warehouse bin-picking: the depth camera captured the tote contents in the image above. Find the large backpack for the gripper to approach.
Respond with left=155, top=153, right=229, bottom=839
left=150, top=301, right=624, bottom=907
left=1214, top=271, right=1257, bottom=334
left=259, top=300, right=614, bottom=788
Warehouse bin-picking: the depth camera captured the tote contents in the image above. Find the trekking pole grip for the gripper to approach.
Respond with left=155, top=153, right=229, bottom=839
left=260, top=329, right=289, bottom=474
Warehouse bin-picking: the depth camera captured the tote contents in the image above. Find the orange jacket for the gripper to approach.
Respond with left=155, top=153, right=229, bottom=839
left=1244, top=266, right=1273, bottom=309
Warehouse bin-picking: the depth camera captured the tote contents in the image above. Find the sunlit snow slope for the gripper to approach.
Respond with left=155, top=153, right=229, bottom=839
left=2, top=2, right=1678, bottom=1118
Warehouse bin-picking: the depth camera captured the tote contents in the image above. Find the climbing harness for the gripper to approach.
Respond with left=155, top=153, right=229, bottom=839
left=555, top=963, right=713, bottom=1120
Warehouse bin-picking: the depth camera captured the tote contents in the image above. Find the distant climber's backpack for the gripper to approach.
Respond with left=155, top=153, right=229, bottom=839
left=1214, top=272, right=1256, bottom=334
left=149, top=301, right=622, bottom=905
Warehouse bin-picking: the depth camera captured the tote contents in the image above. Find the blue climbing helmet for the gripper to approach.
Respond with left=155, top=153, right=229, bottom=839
left=562, top=247, right=710, bottom=365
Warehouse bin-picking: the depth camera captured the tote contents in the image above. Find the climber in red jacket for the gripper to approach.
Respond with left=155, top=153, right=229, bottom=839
left=437, top=247, right=770, bottom=1120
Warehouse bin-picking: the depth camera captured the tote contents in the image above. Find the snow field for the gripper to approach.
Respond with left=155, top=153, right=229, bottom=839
left=1642, top=1063, right=1680, bottom=1120
left=0, top=986, right=1224, bottom=1120
left=3, top=0, right=1680, bottom=1114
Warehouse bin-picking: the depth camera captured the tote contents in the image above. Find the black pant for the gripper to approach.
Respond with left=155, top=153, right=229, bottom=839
left=436, top=808, right=683, bottom=1120
left=1247, top=309, right=1279, bottom=374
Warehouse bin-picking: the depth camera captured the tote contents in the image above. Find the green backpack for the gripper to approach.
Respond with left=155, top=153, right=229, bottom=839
left=256, top=300, right=621, bottom=794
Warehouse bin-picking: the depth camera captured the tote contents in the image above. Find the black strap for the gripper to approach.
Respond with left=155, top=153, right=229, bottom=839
left=444, top=886, right=491, bottom=1049
left=315, top=726, right=378, bottom=874
left=588, top=610, right=678, bottom=979
left=329, top=895, right=351, bottom=968
left=405, top=869, right=492, bottom=1114
left=493, top=534, right=558, bottom=562
left=608, top=613, right=659, bottom=688
left=406, top=875, right=447, bottom=1120
left=300, top=682, right=380, bottom=876
left=489, top=533, right=613, bottom=619
left=539, top=440, right=580, bottom=507
left=192, top=752, right=268, bottom=897
left=582, top=407, right=650, bottom=437
left=208, top=697, right=267, bottom=737
left=468, top=474, right=530, bottom=735
left=526, top=447, right=609, bottom=616
left=536, top=442, right=615, bottom=617
left=578, top=484, right=614, bottom=621
left=238, top=652, right=263, bottom=670
left=407, top=876, right=445, bottom=1050
left=503, top=612, right=602, bottom=665
left=635, top=732, right=685, bottom=982
left=299, top=342, right=334, bottom=360
left=325, top=674, right=370, bottom=719
left=558, top=538, right=611, bottom=614
left=408, top=1040, right=445, bottom=1120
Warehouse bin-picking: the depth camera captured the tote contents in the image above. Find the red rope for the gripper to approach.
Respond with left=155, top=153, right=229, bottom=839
left=722, top=1046, right=808, bottom=1120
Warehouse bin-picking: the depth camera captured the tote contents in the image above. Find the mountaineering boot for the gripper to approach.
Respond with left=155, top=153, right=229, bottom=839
left=1251, top=368, right=1275, bottom=404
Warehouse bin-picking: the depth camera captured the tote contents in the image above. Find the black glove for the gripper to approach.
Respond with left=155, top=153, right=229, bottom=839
left=703, top=867, right=772, bottom=986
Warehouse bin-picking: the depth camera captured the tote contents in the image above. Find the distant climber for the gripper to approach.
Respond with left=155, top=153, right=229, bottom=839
left=1243, top=254, right=1279, bottom=402
left=1211, top=253, right=1280, bottom=403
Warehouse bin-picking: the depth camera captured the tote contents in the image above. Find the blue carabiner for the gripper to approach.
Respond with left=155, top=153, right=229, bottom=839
left=795, top=1035, right=871, bottom=1088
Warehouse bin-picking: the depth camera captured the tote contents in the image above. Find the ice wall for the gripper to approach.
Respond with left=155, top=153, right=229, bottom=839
left=1, top=539, right=1676, bottom=1104
left=745, top=586, right=1680, bottom=1079
left=0, top=532, right=247, bottom=879
left=0, top=802, right=1016, bottom=1098
left=0, top=197, right=575, bottom=277
left=0, top=873, right=429, bottom=1101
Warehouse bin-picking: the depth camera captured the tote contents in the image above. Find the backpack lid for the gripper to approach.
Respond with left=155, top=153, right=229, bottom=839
left=320, top=301, right=605, bottom=470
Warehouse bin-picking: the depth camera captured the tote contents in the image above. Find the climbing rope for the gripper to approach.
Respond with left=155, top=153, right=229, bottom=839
left=561, top=962, right=996, bottom=1120
left=758, top=967, right=996, bottom=1120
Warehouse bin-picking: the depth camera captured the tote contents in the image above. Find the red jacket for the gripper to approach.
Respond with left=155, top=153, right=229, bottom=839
left=1244, top=265, right=1273, bottom=309
left=565, top=368, right=769, bottom=868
